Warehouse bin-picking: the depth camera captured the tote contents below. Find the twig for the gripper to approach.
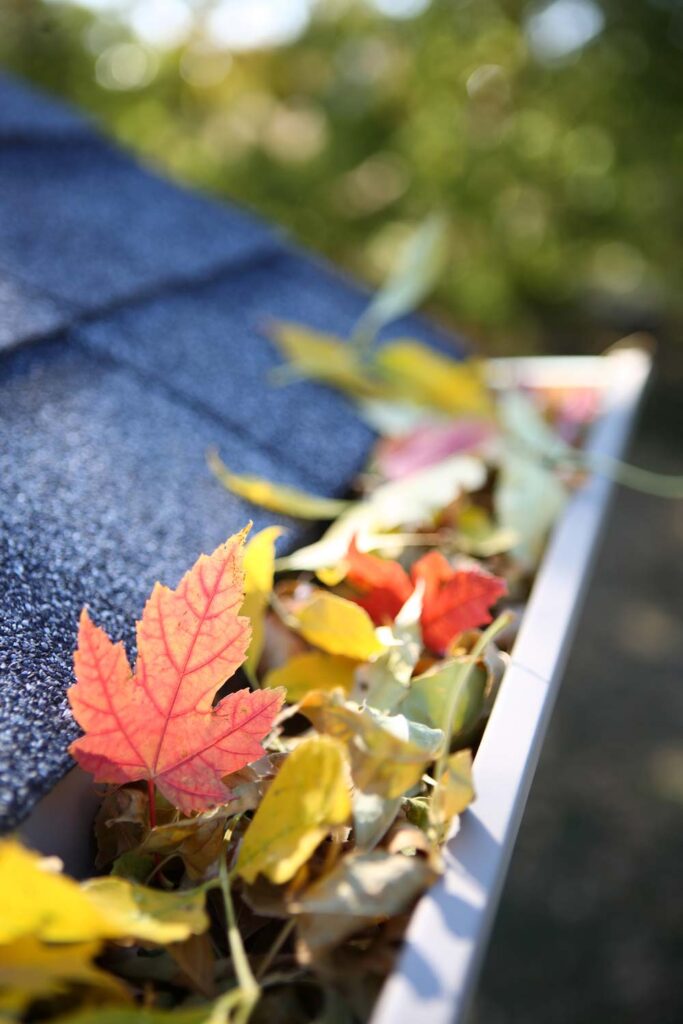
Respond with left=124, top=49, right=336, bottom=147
left=255, top=919, right=296, bottom=982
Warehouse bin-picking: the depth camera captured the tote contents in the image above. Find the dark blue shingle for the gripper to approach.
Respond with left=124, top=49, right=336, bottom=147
left=0, top=271, right=71, bottom=351
left=0, top=73, right=88, bottom=140
left=0, top=138, right=278, bottom=313
left=0, top=337, right=333, bottom=827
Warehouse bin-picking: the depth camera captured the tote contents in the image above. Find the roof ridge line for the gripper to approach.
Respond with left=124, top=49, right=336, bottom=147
left=67, top=320, right=357, bottom=496
left=0, top=241, right=284, bottom=358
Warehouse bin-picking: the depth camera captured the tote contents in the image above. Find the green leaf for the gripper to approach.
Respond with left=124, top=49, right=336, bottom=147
left=495, top=449, right=566, bottom=567
left=401, top=658, right=487, bottom=738
left=351, top=214, right=449, bottom=349
left=110, top=851, right=156, bottom=884
left=494, top=390, right=568, bottom=566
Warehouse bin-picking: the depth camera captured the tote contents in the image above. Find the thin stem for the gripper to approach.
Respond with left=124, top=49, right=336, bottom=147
left=144, top=852, right=177, bottom=887
left=219, top=849, right=259, bottom=1024
left=575, top=450, right=683, bottom=499
left=147, top=779, right=157, bottom=830
left=255, top=919, right=296, bottom=982
left=510, top=433, right=683, bottom=500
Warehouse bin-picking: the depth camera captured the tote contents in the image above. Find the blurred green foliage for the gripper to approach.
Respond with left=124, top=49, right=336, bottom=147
left=1, top=0, right=682, bottom=353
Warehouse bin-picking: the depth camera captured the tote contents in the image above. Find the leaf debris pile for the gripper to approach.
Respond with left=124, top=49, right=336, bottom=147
left=2, top=329, right=599, bottom=1024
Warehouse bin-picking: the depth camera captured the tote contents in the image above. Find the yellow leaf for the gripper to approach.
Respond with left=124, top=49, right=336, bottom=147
left=0, top=936, right=125, bottom=1014
left=0, top=840, right=206, bottom=1015
left=82, top=877, right=209, bottom=945
left=292, top=591, right=385, bottom=661
left=241, top=525, right=283, bottom=676
left=40, top=1001, right=228, bottom=1024
left=300, top=691, right=443, bottom=799
left=432, top=749, right=475, bottom=827
left=269, top=321, right=382, bottom=398
left=263, top=651, right=356, bottom=702
left=375, top=341, right=493, bottom=416
left=208, top=450, right=350, bottom=519
left=0, top=840, right=109, bottom=945
left=236, top=735, right=351, bottom=885
left=243, top=525, right=282, bottom=595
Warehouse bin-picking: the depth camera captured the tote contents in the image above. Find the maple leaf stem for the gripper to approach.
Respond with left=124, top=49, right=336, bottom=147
left=219, top=845, right=260, bottom=1019
left=147, top=779, right=157, bottom=830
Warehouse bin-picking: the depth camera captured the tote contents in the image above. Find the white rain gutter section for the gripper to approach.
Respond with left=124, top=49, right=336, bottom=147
left=372, top=346, right=652, bottom=1024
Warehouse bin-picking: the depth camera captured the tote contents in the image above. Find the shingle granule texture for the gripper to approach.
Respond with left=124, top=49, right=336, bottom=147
left=0, top=75, right=464, bottom=829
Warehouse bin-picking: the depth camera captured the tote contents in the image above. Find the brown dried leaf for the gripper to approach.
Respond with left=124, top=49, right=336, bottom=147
left=94, top=786, right=148, bottom=869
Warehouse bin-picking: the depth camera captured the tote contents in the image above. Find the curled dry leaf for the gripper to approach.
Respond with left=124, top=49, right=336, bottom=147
left=94, top=786, right=149, bottom=869
left=140, top=810, right=228, bottom=882
left=290, top=851, right=440, bottom=962
left=299, top=690, right=443, bottom=799
left=208, top=448, right=351, bottom=520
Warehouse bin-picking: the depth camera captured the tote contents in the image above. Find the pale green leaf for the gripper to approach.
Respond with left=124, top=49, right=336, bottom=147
left=400, top=658, right=487, bottom=739
left=352, top=791, right=402, bottom=851
left=351, top=214, right=449, bottom=348
left=276, top=454, right=486, bottom=573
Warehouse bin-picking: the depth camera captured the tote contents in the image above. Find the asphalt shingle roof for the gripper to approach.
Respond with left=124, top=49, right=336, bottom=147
left=0, top=76, right=460, bottom=829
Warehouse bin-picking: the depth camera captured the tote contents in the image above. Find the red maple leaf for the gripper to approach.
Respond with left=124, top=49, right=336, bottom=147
left=346, top=537, right=413, bottom=625
left=410, top=551, right=507, bottom=654
left=345, top=541, right=506, bottom=655
left=68, top=529, right=285, bottom=814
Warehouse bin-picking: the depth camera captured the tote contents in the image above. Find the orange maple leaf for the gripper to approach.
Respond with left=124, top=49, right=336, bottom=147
left=346, top=541, right=507, bottom=655
left=345, top=537, right=413, bottom=625
left=68, top=529, right=285, bottom=814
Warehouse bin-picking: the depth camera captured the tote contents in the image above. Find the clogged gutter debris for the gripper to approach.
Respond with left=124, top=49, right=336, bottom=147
left=2, top=319, right=608, bottom=1024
